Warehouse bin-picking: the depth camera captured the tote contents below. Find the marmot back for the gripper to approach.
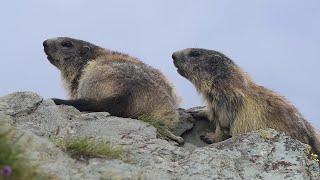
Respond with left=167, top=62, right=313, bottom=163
left=43, top=37, right=180, bottom=130
left=172, top=48, right=320, bottom=155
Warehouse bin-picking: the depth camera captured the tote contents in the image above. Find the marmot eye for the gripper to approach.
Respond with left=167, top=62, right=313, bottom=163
left=189, top=51, right=200, bottom=58
left=61, top=41, right=73, bottom=48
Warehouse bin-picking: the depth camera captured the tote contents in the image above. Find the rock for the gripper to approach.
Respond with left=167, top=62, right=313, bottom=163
left=178, top=106, right=215, bottom=147
left=0, top=91, right=319, bottom=179
left=173, top=108, right=195, bottom=136
left=176, top=129, right=320, bottom=179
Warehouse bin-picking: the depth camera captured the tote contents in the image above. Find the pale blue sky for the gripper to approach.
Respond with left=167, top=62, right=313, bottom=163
left=0, top=0, right=319, bottom=128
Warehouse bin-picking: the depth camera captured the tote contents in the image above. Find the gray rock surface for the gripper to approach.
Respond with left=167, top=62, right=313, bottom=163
left=0, top=91, right=319, bottom=179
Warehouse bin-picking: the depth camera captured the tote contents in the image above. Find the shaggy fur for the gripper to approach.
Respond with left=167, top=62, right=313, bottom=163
left=43, top=37, right=180, bottom=129
left=172, top=48, right=320, bottom=155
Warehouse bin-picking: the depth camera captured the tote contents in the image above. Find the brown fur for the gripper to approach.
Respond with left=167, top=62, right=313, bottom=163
left=172, top=48, right=320, bottom=155
left=43, top=37, right=180, bottom=129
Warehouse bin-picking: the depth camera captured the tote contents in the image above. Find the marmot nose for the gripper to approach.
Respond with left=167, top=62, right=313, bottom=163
left=43, top=40, right=48, bottom=48
left=172, top=53, right=177, bottom=60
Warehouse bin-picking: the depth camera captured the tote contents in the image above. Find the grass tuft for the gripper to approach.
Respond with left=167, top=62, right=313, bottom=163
left=54, top=137, right=123, bottom=160
left=310, top=153, right=319, bottom=162
left=138, top=116, right=171, bottom=139
left=138, top=116, right=184, bottom=145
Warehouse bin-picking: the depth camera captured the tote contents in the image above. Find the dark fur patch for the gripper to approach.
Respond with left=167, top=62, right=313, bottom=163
left=51, top=92, right=132, bottom=117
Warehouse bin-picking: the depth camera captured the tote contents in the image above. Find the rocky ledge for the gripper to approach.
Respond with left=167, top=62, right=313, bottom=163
left=0, top=92, right=319, bottom=179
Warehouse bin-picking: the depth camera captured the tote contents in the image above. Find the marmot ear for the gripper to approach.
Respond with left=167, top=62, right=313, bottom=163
left=80, top=46, right=90, bottom=55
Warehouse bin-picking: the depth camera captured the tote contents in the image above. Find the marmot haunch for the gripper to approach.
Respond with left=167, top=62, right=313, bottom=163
left=172, top=48, right=320, bottom=155
left=43, top=37, right=183, bottom=143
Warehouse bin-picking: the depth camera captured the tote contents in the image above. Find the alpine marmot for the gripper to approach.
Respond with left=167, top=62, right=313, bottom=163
left=43, top=37, right=183, bottom=143
left=172, top=48, right=320, bottom=155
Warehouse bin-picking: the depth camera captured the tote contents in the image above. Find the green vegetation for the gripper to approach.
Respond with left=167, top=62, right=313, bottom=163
left=138, top=116, right=176, bottom=141
left=310, top=153, right=319, bottom=162
left=0, top=124, right=50, bottom=180
left=258, top=129, right=273, bottom=140
left=54, top=137, right=123, bottom=160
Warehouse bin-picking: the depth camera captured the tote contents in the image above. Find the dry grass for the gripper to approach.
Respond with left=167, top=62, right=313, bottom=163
left=54, top=137, right=123, bottom=160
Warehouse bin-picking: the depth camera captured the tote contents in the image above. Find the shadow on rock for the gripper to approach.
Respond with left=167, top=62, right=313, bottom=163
left=175, top=106, right=215, bottom=147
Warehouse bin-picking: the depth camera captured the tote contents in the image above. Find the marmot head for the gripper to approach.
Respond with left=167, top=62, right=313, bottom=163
left=43, top=37, right=100, bottom=71
left=172, top=48, right=235, bottom=81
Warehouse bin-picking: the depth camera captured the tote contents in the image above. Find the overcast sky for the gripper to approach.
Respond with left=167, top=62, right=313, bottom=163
left=0, top=0, right=319, bottom=128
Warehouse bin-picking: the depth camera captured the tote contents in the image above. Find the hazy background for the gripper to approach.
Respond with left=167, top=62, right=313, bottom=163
left=0, top=0, right=319, bottom=128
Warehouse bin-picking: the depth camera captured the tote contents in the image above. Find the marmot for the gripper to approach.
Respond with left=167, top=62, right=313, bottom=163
left=43, top=37, right=183, bottom=143
left=172, top=48, right=320, bottom=155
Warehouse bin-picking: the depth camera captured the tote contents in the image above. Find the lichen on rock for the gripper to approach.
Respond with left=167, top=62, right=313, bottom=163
left=0, top=92, right=319, bottom=179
